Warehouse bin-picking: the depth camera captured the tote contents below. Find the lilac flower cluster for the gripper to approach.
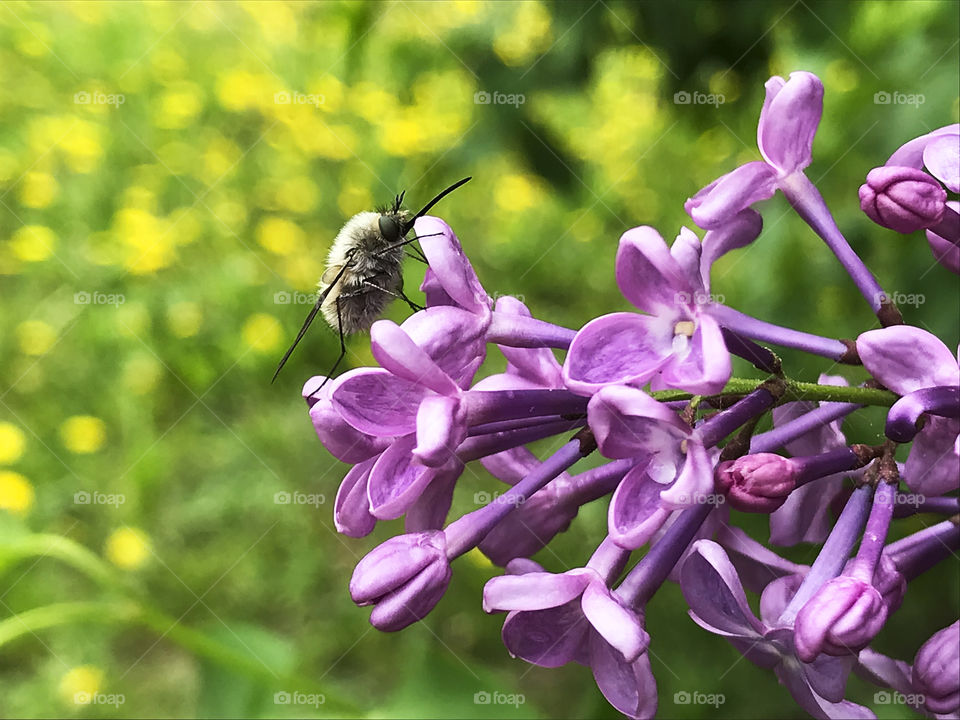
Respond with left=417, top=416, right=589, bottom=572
left=303, top=72, right=959, bottom=719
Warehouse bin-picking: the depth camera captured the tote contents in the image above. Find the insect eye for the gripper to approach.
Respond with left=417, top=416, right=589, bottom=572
left=378, top=214, right=400, bottom=243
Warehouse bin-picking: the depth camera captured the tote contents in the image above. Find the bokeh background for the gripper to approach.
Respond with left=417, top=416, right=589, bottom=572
left=0, top=1, right=957, bottom=718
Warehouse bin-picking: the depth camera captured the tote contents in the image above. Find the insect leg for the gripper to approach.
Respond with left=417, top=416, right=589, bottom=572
left=360, top=280, right=424, bottom=313
left=315, top=295, right=348, bottom=393
left=405, top=250, right=428, bottom=265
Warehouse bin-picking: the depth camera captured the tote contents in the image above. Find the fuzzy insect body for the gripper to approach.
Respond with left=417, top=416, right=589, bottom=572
left=320, top=210, right=409, bottom=333
left=272, top=177, right=471, bottom=384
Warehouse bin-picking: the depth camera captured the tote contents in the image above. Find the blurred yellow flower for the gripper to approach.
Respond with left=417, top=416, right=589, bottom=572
left=0, top=471, right=34, bottom=515
left=16, top=320, right=57, bottom=356
left=153, top=82, right=203, bottom=129
left=242, top=313, right=282, bottom=353
left=19, top=172, right=59, bottom=209
left=256, top=217, right=305, bottom=256
left=60, top=416, right=107, bottom=454
left=276, top=176, right=319, bottom=214
left=166, top=301, right=202, bottom=338
left=215, top=70, right=273, bottom=113
left=112, top=208, right=175, bottom=274
left=10, top=225, right=56, bottom=262
left=493, top=2, right=553, bottom=67
left=105, top=527, right=151, bottom=570
left=337, top=186, right=373, bottom=216
left=281, top=253, right=324, bottom=291
left=121, top=354, right=163, bottom=396
left=59, top=665, right=103, bottom=706
left=494, top=174, right=545, bottom=213
left=202, top=136, right=242, bottom=184
left=0, top=423, right=26, bottom=464
left=61, top=119, right=104, bottom=174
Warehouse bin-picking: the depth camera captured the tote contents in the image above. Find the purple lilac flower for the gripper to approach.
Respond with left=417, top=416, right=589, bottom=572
left=858, top=326, right=960, bottom=496
left=862, top=124, right=960, bottom=274
left=686, top=71, right=897, bottom=323
left=913, top=620, right=960, bottom=716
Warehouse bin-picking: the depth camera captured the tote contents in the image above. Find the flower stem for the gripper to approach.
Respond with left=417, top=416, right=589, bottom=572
left=709, top=304, right=855, bottom=362
left=651, top=378, right=896, bottom=408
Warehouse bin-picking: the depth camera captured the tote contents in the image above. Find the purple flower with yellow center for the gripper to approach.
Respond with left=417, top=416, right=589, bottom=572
left=563, top=210, right=762, bottom=396
left=858, top=326, right=960, bottom=496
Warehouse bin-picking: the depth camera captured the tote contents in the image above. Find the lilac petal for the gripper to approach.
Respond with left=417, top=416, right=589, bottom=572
left=802, top=651, right=859, bottom=704
left=904, top=417, right=960, bottom=495
left=680, top=540, right=765, bottom=636
left=368, top=559, right=451, bottom=632
left=670, top=227, right=704, bottom=293
left=506, top=557, right=545, bottom=575
left=404, top=460, right=462, bottom=532
left=888, top=124, right=959, bottom=168
left=420, top=266, right=457, bottom=308
left=773, top=648, right=871, bottom=720
left=480, top=445, right=539, bottom=485
left=685, top=162, right=778, bottom=229
left=927, top=201, right=960, bottom=275
left=757, top=71, right=823, bottom=174
left=400, top=306, right=488, bottom=388
left=858, top=326, right=960, bottom=394
left=501, top=603, right=589, bottom=668
left=924, top=134, right=960, bottom=193
left=334, top=457, right=378, bottom=537
left=615, top=226, right=692, bottom=313
left=582, top=584, right=649, bottom=662
left=367, top=434, right=436, bottom=519
left=587, top=385, right=689, bottom=460
left=308, top=394, right=392, bottom=463
left=330, top=369, right=426, bottom=436
left=413, top=394, right=466, bottom=467
left=609, top=463, right=673, bottom=549
left=770, top=474, right=845, bottom=546
left=759, top=574, right=804, bottom=626
left=483, top=570, right=593, bottom=612
left=658, top=312, right=731, bottom=395
left=758, top=75, right=787, bottom=126
left=716, top=524, right=808, bottom=594
left=659, top=440, right=714, bottom=509
left=589, top=632, right=658, bottom=720
left=856, top=648, right=914, bottom=697
left=700, top=209, right=764, bottom=292
left=370, top=320, right=461, bottom=397
left=563, top=313, right=673, bottom=396
left=414, top=216, right=492, bottom=315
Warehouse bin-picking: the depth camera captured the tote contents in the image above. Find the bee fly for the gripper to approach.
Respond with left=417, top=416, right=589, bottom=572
left=272, top=176, right=472, bottom=384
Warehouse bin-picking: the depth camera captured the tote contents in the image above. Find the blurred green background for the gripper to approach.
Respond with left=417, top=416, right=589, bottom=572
left=0, top=1, right=957, bottom=718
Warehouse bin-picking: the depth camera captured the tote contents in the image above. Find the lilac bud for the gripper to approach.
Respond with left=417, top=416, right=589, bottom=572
left=793, top=576, right=888, bottom=662
left=715, top=454, right=799, bottom=513
left=912, top=620, right=960, bottom=716
left=859, top=166, right=947, bottom=233
left=349, top=531, right=451, bottom=632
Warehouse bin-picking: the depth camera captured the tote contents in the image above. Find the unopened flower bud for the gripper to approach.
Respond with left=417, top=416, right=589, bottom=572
left=793, top=576, right=888, bottom=662
left=715, top=453, right=799, bottom=513
left=913, top=620, right=960, bottom=716
left=349, top=531, right=451, bottom=631
left=859, top=166, right=947, bottom=233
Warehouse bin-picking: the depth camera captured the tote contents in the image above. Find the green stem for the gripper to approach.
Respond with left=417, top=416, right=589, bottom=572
left=0, top=601, right=361, bottom=716
left=1, top=534, right=124, bottom=590
left=651, top=377, right=897, bottom=407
